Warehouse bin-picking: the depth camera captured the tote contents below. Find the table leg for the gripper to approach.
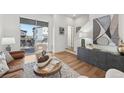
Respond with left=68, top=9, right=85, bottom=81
left=59, top=70, right=61, bottom=78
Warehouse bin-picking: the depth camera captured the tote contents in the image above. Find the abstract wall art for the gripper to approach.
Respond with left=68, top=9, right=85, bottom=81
left=93, top=15, right=119, bottom=46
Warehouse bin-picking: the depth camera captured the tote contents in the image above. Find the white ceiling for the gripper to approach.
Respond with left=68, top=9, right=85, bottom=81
left=62, top=14, right=89, bottom=19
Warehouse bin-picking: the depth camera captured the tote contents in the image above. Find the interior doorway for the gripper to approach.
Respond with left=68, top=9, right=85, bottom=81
left=67, top=26, right=74, bottom=52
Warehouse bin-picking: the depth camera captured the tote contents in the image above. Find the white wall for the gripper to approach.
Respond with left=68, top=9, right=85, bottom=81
left=0, top=15, right=3, bottom=50
left=2, top=15, right=20, bottom=51
left=1, top=14, right=53, bottom=51
left=53, top=15, right=74, bottom=52
left=119, top=14, right=124, bottom=41
left=74, top=15, right=89, bottom=53
left=75, top=15, right=89, bottom=27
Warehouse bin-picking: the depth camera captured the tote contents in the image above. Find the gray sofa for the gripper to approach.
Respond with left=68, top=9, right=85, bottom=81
left=77, top=47, right=124, bottom=72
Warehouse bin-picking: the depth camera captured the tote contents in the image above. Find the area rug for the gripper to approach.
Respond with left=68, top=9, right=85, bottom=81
left=21, top=62, right=81, bottom=78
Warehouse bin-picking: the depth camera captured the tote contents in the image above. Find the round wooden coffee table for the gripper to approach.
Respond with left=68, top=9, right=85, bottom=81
left=34, top=57, right=62, bottom=77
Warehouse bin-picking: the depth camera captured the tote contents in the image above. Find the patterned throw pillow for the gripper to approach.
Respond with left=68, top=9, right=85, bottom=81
left=0, top=52, right=9, bottom=77
left=0, top=51, right=6, bottom=60
left=4, top=51, right=14, bottom=63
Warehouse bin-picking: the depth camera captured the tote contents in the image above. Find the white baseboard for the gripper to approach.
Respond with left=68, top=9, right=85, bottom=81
left=65, top=49, right=76, bottom=55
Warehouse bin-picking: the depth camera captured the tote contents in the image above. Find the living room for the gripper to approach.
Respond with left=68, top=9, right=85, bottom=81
left=1, top=14, right=124, bottom=78
left=0, top=14, right=88, bottom=77
left=1, top=0, right=124, bottom=93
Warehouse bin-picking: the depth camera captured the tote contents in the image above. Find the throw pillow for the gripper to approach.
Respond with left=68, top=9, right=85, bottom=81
left=0, top=51, right=9, bottom=77
left=0, top=51, right=6, bottom=60
left=4, top=51, right=14, bottom=63
left=0, top=59, right=9, bottom=77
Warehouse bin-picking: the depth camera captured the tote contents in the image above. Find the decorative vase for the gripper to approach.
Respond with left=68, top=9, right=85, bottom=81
left=42, top=50, right=46, bottom=56
left=81, top=39, right=85, bottom=48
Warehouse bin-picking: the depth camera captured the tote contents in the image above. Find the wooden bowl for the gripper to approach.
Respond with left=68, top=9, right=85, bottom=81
left=37, top=57, right=52, bottom=68
left=38, top=55, right=49, bottom=63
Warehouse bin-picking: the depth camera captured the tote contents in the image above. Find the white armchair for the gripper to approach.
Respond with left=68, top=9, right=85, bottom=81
left=105, top=69, right=124, bottom=78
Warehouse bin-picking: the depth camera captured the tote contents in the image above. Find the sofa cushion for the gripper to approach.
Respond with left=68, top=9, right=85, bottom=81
left=4, top=51, right=14, bottom=63
left=0, top=51, right=25, bottom=78
left=8, top=59, right=23, bottom=67
left=2, top=59, right=24, bottom=78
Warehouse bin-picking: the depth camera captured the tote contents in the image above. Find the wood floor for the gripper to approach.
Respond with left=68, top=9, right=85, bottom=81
left=55, top=51, right=106, bottom=78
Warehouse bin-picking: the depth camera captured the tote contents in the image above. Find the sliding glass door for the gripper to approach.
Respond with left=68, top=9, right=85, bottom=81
left=33, top=26, right=48, bottom=51
left=20, top=17, right=48, bottom=55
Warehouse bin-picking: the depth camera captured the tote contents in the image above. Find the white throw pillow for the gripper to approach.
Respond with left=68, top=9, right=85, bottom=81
left=0, top=59, right=9, bottom=77
left=4, top=51, right=14, bottom=63
left=0, top=51, right=6, bottom=60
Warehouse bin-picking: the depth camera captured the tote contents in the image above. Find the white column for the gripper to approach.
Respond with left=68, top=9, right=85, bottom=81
left=0, top=15, right=3, bottom=50
left=52, top=15, right=57, bottom=54
left=119, top=15, right=124, bottom=42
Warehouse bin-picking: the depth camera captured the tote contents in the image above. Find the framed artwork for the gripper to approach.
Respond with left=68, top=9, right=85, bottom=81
left=76, top=26, right=81, bottom=33
left=93, top=15, right=119, bottom=46
left=59, top=27, right=64, bottom=35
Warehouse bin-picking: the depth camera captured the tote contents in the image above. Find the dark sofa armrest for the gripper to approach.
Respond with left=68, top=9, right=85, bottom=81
left=9, top=51, right=25, bottom=59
